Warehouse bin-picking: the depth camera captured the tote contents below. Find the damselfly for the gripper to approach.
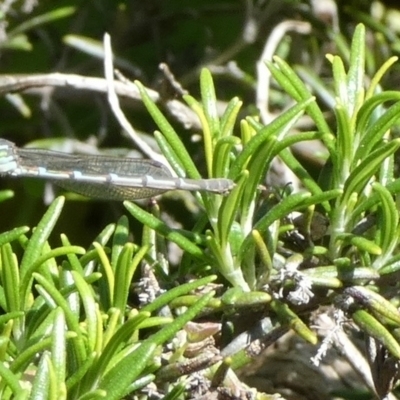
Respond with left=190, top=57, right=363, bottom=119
left=0, top=139, right=234, bottom=201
